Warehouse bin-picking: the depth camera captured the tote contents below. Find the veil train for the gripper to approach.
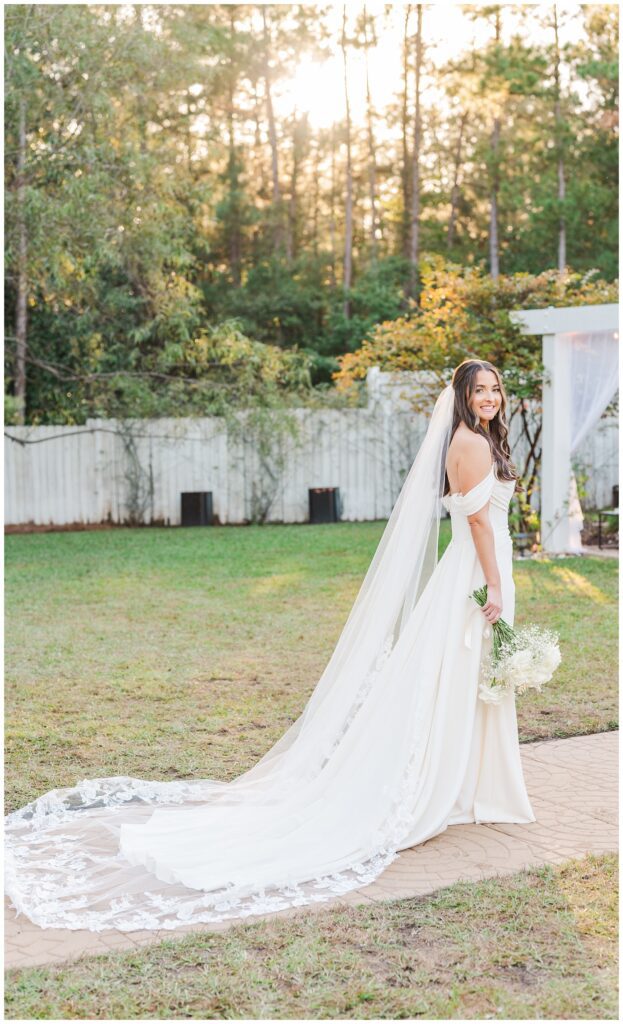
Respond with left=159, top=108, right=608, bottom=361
left=6, top=384, right=461, bottom=932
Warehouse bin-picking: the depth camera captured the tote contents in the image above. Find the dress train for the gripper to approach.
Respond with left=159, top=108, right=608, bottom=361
left=5, top=461, right=535, bottom=931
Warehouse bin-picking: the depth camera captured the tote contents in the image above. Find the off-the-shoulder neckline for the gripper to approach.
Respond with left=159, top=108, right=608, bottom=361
left=446, top=464, right=495, bottom=499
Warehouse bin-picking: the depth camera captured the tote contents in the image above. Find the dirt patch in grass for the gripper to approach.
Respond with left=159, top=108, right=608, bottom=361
left=5, top=853, right=617, bottom=1020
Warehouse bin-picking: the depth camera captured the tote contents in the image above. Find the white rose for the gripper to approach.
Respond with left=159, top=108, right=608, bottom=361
left=478, top=681, right=509, bottom=705
left=512, top=648, right=533, bottom=669
left=503, top=648, right=533, bottom=684
left=541, top=644, right=561, bottom=674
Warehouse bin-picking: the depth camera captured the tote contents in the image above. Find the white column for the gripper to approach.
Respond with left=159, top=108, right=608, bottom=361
left=541, top=333, right=573, bottom=553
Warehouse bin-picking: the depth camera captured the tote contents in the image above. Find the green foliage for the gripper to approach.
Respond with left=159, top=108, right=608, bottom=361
left=204, top=254, right=330, bottom=349
left=3, top=4, right=619, bottom=422
left=334, top=262, right=619, bottom=399
left=3, top=389, right=21, bottom=426
left=84, top=320, right=315, bottom=422
left=325, top=257, right=411, bottom=358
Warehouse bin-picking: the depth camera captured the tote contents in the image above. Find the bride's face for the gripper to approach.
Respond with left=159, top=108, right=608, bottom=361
left=469, top=370, right=502, bottom=428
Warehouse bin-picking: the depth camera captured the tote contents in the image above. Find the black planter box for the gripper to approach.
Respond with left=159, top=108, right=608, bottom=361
left=309, top=487, right=341, bottom=524
left=181, top=491, right=213, bottom=526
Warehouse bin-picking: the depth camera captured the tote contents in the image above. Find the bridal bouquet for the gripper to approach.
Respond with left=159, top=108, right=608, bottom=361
left=470, top=585, right=561, bottom=705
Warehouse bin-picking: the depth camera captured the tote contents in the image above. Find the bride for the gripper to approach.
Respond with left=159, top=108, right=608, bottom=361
left=5, top=358, right=536, bottom=932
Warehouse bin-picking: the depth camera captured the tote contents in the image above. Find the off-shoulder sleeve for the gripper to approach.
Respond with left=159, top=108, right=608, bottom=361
left=452, top=466, right=495, bottom=516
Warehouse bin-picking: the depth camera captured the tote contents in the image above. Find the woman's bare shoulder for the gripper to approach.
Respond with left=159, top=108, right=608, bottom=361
left=447, top=427, right=492, bottom=493
left=449, top=425, right=491, bottom=456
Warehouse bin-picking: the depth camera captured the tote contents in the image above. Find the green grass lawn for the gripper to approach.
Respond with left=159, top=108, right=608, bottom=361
left=4, top=523, right=618, bottom=1019
left=5, top=521, right=617, bottom=812
left=5, top=852, right=617, bottom=1020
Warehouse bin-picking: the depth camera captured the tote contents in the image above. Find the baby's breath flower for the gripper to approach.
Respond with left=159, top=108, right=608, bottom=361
left=470, top=586, right=561, bottom=704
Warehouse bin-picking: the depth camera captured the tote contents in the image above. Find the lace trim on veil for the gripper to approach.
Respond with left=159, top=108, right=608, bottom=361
left=5, top=624, right=434, bottom=932
left=5, top=384, right=456, bottom=933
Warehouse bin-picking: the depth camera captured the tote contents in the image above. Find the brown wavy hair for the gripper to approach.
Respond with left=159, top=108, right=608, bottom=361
left=444, top=359, right=521, bottom=495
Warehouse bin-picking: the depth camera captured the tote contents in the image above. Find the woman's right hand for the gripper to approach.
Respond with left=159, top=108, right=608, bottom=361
left=482, top=583, right=503, bottom=624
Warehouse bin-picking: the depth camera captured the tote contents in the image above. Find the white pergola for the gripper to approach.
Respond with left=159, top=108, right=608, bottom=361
left=509, top=303, right=619, bottom=554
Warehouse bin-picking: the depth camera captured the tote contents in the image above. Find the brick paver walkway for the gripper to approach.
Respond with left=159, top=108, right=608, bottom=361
left=5, top=730, right=618, bottom=971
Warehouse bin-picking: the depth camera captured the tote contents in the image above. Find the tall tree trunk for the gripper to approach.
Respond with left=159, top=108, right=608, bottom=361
left=488, top=7, right=502, bottom=281
left=401, top=4, right=412, bottom=259
left=186, top=87, right=193, bottom=175
left=447, top=111, right=468, bottom=249
left=362, top=5, right=378, bottom=262
left=287, top=113, right=303, bottom=265
left=262, top=7, right=283, bottom=255
left=227, top=85, right=241, bottom=286
left=489, top=118, right=500, bottom=280
left=226, top=12, right=241, bottom=288
left=312, top=138, right=320, bottom=257
left=408, top=4, right=423, bottom=300
left=253, top=80, right=266, bottom=198
left=134, top=5, right=148, bottom=159
left=329, top=125, right=337, bottom=290
left=15, top=96, right=28, bottom=424
left=553, top=4, right=566, bottom=273
left=341, top=6, right=353, bottom=319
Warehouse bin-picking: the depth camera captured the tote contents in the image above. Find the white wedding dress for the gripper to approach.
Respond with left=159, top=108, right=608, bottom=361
left=5, top=392, right=536, bottom=933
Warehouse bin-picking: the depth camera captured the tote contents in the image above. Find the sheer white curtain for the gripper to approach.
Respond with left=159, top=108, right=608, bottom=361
left=561, top=329, right=619, bottom=551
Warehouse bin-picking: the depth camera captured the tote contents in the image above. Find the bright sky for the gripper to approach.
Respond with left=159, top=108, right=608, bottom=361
left=273, top=2, right=588, bottom=129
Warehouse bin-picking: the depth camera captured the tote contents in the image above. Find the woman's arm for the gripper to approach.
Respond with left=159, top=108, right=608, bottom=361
left=457, top=435, right=503, bottom=625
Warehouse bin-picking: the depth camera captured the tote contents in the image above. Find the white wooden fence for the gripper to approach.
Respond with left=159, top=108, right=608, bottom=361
left=4, top=397, right=618, bottom=528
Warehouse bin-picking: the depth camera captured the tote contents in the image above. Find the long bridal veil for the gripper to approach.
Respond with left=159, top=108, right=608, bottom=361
left=6, top=384, right=457, bottom=932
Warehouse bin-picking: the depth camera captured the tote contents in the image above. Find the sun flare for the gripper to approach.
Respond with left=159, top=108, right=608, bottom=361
left=277, top=57, right=345, bottom=129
